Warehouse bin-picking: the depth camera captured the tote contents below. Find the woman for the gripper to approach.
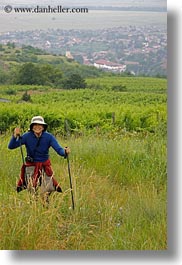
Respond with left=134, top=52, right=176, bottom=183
left=8, top=115, right=70, bottom=193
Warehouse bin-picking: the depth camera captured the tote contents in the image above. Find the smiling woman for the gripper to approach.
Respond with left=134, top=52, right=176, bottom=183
left=8, top=115, right=70, bottom=194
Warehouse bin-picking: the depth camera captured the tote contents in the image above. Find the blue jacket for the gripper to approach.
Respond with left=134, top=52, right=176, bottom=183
left=8, top=131, right=66, bottom=162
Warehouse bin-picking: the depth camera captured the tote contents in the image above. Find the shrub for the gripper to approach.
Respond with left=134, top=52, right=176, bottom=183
left=112, top=84, right=127, bottom=92
left=21, top=91, right=32, bottom=102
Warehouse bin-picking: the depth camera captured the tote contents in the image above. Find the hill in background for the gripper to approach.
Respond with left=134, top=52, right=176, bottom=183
left=0, top=43, right=106, bottom=86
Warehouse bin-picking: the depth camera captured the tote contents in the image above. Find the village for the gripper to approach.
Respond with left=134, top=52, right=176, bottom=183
left=0, top=24, right=167, bottom=76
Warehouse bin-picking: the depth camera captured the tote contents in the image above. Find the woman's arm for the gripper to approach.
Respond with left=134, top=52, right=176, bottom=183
left=50, top=135, right=70, bottom=157
left=8, top=128, right=25, bottom=149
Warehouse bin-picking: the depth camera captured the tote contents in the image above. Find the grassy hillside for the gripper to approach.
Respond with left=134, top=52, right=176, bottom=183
left=0, top=76, right=167, bottom=250
left=0, top=132, right=166, bottom=250
left=0, top=76, right=167, bottom=134
left=0, top=43, right=101, bottom=80
left=0, top=44, right=167, bottom=250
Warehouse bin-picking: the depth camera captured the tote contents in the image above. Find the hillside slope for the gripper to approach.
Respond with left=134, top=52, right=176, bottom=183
left=0, top=43, right=102, bottom=82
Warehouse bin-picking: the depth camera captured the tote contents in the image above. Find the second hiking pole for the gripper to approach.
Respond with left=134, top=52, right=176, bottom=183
left=67, top=155, right=75, bottom=210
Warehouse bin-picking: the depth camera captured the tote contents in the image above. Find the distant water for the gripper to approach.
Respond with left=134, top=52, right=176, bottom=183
left=0, top=10, right=167, bottom=32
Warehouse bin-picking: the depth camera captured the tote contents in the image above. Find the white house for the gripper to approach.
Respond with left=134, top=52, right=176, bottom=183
left=94, top=59, right=126, bottom=73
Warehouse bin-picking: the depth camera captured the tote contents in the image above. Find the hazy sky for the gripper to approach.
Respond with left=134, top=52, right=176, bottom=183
left=0, top=0, right=166, bottom=8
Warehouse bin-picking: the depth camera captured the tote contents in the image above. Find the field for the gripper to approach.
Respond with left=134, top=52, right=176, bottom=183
left=0, top=76, right=167, bottom=250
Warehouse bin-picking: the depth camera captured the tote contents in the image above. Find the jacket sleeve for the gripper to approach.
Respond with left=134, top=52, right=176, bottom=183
left=50, top=135, right=66, bottom=157
left=8, top=135, right=25, bottom=149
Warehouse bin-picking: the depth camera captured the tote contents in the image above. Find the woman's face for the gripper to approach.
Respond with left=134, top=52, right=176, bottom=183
left=32, top=123, right=44, bottom=136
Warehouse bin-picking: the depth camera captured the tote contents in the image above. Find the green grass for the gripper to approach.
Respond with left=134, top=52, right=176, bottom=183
left=0, top=134, right=167, bottom=250
left=0, top=80, right=167, bottom=134
left=0, top=76, right=167, bottom=250
left=87, top=76, right=167, bottom=92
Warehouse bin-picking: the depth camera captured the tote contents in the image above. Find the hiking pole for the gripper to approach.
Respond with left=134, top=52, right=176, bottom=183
left=66, top=154, right=75, bottom=210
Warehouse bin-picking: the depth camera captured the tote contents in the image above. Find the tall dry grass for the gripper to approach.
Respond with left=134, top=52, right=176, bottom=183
left=0, top=133, right=167, bottom=250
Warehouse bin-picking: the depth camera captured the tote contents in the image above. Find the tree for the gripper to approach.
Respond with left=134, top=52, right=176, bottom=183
left=74, top=55, right=84, bottom=64
left=15, top=63, right=63, bottom=86
left=16, top=63, right=44, bottom=85
left=7, top=42, right=15, bottom=49
left=63, top=73, right=86, bottom=89
left=40, top=64, right=62, bottom=86
left=0, top=68, right=9, bottom=84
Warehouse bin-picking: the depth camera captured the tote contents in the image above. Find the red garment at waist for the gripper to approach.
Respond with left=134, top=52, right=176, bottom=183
left=20, top=159, right=53, bottom=187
